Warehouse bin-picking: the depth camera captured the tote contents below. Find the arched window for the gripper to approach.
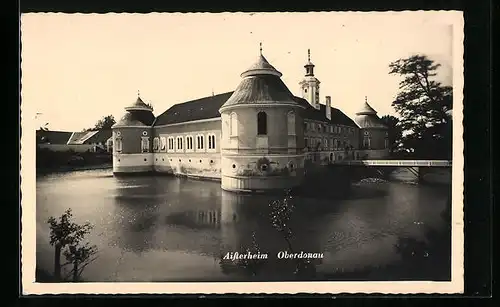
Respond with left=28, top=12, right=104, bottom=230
left=141, top=137, right=149, bottom=153
left=257, top=111, right=267, bottom=135
left=114, top=137, right=122, bottom=153
left=153, top=137, right=160, bottom=152
left=230, top=112, right=238, bottom=136
left=287, top=111, right=295, bottom=135
left=160, top=137, right=166, bottom=152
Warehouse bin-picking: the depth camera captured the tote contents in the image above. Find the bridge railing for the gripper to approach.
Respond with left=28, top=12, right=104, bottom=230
left=333, top=160, right=452, bottom=167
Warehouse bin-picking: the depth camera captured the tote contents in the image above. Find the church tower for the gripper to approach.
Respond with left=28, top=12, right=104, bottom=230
left=299, top=49, right=321, bottom=110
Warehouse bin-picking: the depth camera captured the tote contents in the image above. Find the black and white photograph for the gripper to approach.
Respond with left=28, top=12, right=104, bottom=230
left=20, top=11, right=464, bottom=294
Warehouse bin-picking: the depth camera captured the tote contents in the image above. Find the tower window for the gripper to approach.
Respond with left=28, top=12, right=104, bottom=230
left=257, top=111, right=267, bottom=135
left=304, top=89, right=308, bottom=93
left=230, top=112, right=238, bottom=136
left=114, top=137, right=122, bottom=153
left=287, top=111, right=296, bottom=136
left=141, top=137, right=149, bottom=153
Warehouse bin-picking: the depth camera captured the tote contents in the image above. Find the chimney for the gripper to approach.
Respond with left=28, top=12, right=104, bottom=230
left=325, top=96, right=331, bottom=120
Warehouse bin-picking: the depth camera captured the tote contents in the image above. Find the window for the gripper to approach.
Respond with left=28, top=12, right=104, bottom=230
left=186, top=136, right=194, bottom=150
left=324, top=138, right=328, bottom=148
left=208, top=134, right=216, bottom=150
left=176, top=136, right=183, bottom=151
left=160, top=137, right=166, bottom=152
left=141, top=137, right=149, bottom=153
left=257, top=111, right=267, bottom=135
left=330, top=138, right=334, bottom=148
left=167, top=137, right=174, bottom=152
left=115, top=137, right=122, bottom=153
left=363, top=137, right=371, bottom=149
left=287, top=111, right=295, bottom=135
left=153, top=137, right=160, bottom=152
left=384, top=138, right=389, bottom=149
left=197, top=135, right=204, bottom=150
left=334, top=139, right=338, bottom=149
left=230, top=112, right=238, bottom=136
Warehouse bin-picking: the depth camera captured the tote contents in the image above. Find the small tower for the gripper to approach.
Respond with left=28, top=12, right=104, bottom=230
left=299, top=49, right=321, bottom=110
left=111, top=91, right=155, bottom=174
left=354, top=96, right=389, bottom=158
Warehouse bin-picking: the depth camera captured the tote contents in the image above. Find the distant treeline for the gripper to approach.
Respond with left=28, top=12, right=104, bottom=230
left=36, top=146, right=112, bottom=171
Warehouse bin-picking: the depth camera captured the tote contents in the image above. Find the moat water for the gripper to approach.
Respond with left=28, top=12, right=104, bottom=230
left=35, top=168, right=451, bottom=282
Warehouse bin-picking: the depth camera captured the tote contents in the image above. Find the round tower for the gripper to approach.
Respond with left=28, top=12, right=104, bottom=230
left=354, top=96, right=389, bottom=158
left=112, top=92, right=155, bottom=174
left=218, top=44, right=306, bottom=192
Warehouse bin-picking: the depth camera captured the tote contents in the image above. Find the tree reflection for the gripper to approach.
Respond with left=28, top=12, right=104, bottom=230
left=392, top=190, right=452, bottom=280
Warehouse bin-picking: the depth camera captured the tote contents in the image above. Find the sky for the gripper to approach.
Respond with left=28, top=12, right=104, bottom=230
left=21, top=12, right=459, bottom=132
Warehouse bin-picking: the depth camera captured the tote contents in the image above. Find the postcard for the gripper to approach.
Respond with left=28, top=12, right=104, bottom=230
left=20, top=11, right=464, bottom=294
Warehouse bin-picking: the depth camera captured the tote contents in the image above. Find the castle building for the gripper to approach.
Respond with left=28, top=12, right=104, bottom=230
left=112, top=46, right=389, bottom=192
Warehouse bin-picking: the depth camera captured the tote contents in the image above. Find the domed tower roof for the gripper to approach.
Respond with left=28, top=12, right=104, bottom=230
left=220, top=43, right=301, bottom=112
left=354, top=96, right=387, bottom=129
left=356, top=97, right=378, bottom=116
left=124, top=92, right=153, bottom=112
left=113, top=92, right=155, bottom=128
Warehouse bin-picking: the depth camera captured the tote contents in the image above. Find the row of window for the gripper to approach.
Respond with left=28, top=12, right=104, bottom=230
left=362, top=137, right=389, bottom=149
left=155, top=134, right=217, bottom=153
left=305, top=137, right=353, bottom=150
left=113, top=133, right=217, bottom=153
left=228, top=111, right=296, bottom=137
left=305, top=122, right=355, bottom=135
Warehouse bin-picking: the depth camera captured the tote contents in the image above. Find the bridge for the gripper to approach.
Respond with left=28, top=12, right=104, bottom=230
left=333, top=160, right=452, bottom=167
left=330, top=160, right=452, bottom=184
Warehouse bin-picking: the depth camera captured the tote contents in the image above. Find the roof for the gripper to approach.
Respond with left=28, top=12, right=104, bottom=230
left=67, top=129, right=113, bottom=144
left=240, top=54, right=282, bottom=78
left=67, top=131, right=98, bottom=144
left=356, top=101, right=377, bottom=115
left=154, top=92, right=234, bottom=126
left=154, top=93, right=357, bottom=128
left=84, top=129, right=112, bottom=144
left=36, top=130, right=72, bottom=144
left=294, top=97, right=358, bottom=127
left=354, top=114, right=387, bottom=129
left=220, top=75, right=299, bottom=110
left=125, top=96, right=153, bottom=112
left=113, top=111, right=155, bottom=128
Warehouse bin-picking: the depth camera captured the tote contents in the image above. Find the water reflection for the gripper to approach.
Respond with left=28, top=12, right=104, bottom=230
left=36, top=169, right=451, bottom=282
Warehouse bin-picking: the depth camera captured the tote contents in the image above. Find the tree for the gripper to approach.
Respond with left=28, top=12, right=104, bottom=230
left=63, top=242, right=98, bottom=282
left=380, top=115, right=403, bottom=156
left=47, top=208, right=96, bottom=281
left=85, top=115, right=116, bottom=131
left=389, top=55, right=452, bottom=159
